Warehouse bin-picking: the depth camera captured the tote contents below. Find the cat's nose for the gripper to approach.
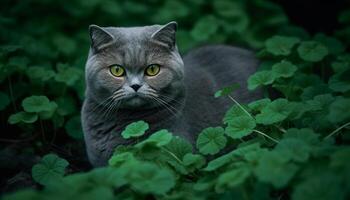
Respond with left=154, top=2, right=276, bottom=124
left=130, top=84, right=141, bottom=91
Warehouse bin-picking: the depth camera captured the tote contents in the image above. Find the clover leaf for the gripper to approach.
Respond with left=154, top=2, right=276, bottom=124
left=55, top=63, right=82, bottom=86
left=128, top=162, right=175, bottom=195
left=65, top=115, right=84, bottom=140
left=297, top=41, right=329, bottom=62
left=223, top=105, right=249, bottom=124
left=329, top=69, right=350, bottom=93
left=225, top=116, right=256, bottom=139
left=256, top=98, right=292, bottom=125
left=327, top=97, right=350, bottom=123
left=191, top=15, right=220, bottom=41
left=135, top=129, right=173, bottom=148
left=27, top=66, right=55, bottom=82
left=272, top=60, right=297, bottom=78
left=121, top=120, right=149, bottom=139
left=214, top=83, right=239, bottom=98
left=248, top=70, right=275, bottom=90
left=216, top=167, right=251, bottom=191
left=32, top=154, right=69, bottom=186
left=182, top=153, right=205, bottom=172
left=292, top=175, right=344, bottom=200
left=275, top=138, right=312, bottom=162
left=254, top=151, right=298, bottom=188
left=22, top=95, right=52, bottom=113
left=265, top=35, right=300, bottom=56
left=196, top=127, right=227, bottom=155
left=8, top=111, right=38, bottom=124
left=248, top=98, right=271, bottom=111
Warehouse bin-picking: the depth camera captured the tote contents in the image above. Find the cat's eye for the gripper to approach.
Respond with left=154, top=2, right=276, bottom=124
left=110, top=65, right=125, bottom=77
left=145, top=64, right=160, bottom=76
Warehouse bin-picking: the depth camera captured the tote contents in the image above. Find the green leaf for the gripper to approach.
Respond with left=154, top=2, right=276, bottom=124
left=248, top=98, right=271, bottom=111
left=22, top=95, right=52, bottom=113
left=65, top=115, right=84, bottom=140
left=225, top=116, right=256, bottom=139
left=108, top=152, right=136, bottom=167
left=163, top=136, right=193, bottom=160
left=314, top=33, right=345, bottom=55
left=128, top=162, right=175, bottom=195
left=135, top=129, right=173, bottom=148
left=214, top=83, right=240, bottom=98
left=0, top=92, right=10, bottom=111
left=55, top=96, right=77, bottom=116
left=327, top=97, right=350, bottom=123
left=182, top=153, right=205, bottom=172
left=248, top=70, right=275, bottom=90
left=254, top=151, right=298, bottom=188
left=297, top=41, right=329, bottom=62
left=275, top=138, right=311, bottom=162
left=8, top=111, right=38, bottom=124
left=292, top=174, right=344, bottom=200
left=191, top=15, right=220, bottom=41
left=55, top=63, right=82, bottom=86
left=27, top=66, right=55, bottom=82
left=121, top=120, right=149, bottom=139
left=216, top=167, right=251, bottom=191
left=32, top=154, right=69, bottom=186
left=39, top=101, right=58, bottom=120
left=223, top=105, right=248, bottom=124
left=271, top=60, right=298, bottom=78
left=329, top=69, right=350, bottom=93
left=196, top=127, right=227, bottom=155
left=265, top=35, right=300, bottom=56
left=256, top=98, right=292, bottom=125
left=283, top=128, right=320, bottom=145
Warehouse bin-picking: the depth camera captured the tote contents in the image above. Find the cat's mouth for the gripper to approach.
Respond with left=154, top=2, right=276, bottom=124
left=120, top=92, right=152, bottom=108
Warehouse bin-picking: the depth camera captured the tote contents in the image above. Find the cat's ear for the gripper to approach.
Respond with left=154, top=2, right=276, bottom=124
left=89, top=25, right=115, bottom=51
left=151, top=21, right=177, bottom=50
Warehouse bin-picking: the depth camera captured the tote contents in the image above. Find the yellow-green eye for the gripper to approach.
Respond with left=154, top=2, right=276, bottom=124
left=110, top=65, right=125, bottom=77
left=145, top=64, right=160, bottom=76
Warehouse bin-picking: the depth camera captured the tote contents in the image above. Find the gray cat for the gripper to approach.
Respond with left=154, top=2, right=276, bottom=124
left=81, top=21, right=262, bottom=167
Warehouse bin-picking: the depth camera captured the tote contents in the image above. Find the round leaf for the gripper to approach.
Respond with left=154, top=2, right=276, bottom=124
left=256, top=98, right=292, bottom=125
left=22, top=95, right=52, bottom=113
left=225, top=116, right=256, bottom=139
left=265, top=35, right=300, bottom=56
left=248, top=70, right=275, bottom=90
left=65, top=115, right=84, bottom=140
left=297, top=41, right=329, bottom=62
left=8, top=111, right=38, bottom=124
left=196, top=127, right=227, bottom=155
left=121, top=120, right=149, bottom=139
left=272, top=60, right=298, bottom=78
left=32, top=154, right=69, bottom=186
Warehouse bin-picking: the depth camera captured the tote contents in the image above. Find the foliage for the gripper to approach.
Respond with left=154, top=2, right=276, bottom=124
left=1, top=0, right=350, bottom=199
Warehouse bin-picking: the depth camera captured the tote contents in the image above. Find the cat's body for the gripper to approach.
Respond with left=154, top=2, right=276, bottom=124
left=82, top=22, right=261, bottom=167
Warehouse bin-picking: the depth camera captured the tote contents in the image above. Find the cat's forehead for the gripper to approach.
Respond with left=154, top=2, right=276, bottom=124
left=104, top=25, right=162, bottom=42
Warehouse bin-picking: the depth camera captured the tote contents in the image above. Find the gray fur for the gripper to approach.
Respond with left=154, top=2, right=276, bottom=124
left=81, top=22, right=262, bottom=167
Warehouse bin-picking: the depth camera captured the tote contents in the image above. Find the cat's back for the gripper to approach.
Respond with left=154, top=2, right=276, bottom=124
left=183, top=45, right=262, bottom=103
left=180, top=45, right=262, bottom=135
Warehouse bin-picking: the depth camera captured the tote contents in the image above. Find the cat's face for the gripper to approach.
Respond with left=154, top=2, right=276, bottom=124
left=85, top=22, right=184, bottom=110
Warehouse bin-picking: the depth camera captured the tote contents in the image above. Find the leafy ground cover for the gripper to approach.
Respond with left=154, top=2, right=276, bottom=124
left=0, top=0, right=350, bottom=199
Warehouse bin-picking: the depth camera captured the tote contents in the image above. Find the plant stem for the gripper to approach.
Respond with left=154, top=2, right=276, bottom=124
left=324, top=121, right=350, bottom=140
left=253, top=130, right=279, bottom=143
left=161, top=147, right=183, bottom=164
left=7, top=76, right=17, bottom=112
left=228, top=95, right=254, bottom=119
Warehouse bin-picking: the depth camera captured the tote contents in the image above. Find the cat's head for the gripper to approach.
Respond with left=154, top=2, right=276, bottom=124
left=85, top=22, right=184, bottom=110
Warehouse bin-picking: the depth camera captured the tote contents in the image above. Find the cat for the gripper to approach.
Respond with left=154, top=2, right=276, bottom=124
left=81, top=21, right=262, bottom=167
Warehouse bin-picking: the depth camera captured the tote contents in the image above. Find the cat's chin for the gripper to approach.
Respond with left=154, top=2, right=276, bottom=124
left=120, top=95, right=154, bottom=109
